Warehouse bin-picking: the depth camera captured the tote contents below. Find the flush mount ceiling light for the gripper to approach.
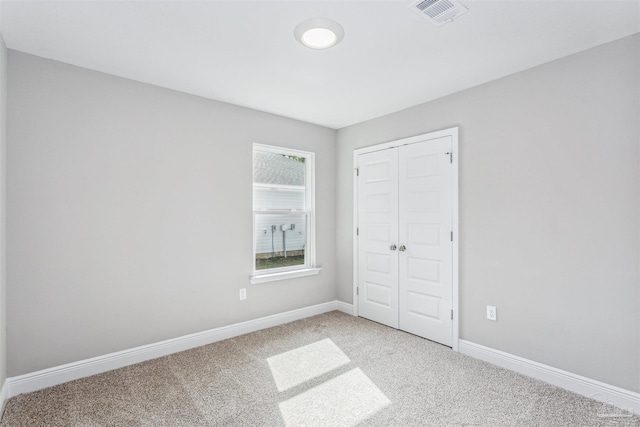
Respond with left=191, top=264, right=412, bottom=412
left=294, top=18, right=344, bottom=49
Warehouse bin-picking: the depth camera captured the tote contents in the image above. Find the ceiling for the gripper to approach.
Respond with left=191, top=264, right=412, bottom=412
left=2, top=0, right=639, bottom=129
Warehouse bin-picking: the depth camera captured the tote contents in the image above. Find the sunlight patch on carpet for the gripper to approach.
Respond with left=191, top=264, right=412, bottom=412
left=278, top=368, right=391, bottom=426
left=267, top=338, right=351, bottom=392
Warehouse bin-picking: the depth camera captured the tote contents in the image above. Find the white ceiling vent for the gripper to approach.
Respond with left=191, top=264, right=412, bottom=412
left=409, top=0, right=469, bottom=27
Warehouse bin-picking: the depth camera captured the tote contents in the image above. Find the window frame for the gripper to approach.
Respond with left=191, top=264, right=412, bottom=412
left=251, top=143, right=320, bottom=284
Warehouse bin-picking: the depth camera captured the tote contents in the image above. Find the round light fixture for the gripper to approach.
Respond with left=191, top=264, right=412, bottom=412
left=294, top=18, right=344, bottom=50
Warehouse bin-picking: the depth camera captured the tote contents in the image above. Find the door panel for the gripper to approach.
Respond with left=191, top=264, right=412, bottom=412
left=398, top=137, right=453, bottom=346
left=357, top=149, right=399, bottom=328
left=357, top=136, right=453, bottom=346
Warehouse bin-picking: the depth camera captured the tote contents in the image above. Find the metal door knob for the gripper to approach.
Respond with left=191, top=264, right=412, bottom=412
left=399, top=245, right=406, bottom=251
left=390, top=244, right=397, bottom=251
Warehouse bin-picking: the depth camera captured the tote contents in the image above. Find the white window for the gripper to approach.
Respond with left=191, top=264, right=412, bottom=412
left=251, top=144, right=320, bottom=284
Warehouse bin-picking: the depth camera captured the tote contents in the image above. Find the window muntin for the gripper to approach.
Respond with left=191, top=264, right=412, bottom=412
left=253, top=145, right=315, bottom=276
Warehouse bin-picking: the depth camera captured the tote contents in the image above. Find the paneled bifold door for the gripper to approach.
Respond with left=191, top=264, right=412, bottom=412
left=357, top=136, right=453, bottom=346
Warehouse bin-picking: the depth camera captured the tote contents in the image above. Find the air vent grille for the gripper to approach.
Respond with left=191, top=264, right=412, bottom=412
left=416, top=0, right=439, bottom=11
left=409, top=0, right=468, bottom=26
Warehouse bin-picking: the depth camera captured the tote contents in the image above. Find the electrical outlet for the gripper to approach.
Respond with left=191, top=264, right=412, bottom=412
left=487, top=305, right=497, bottom=321
left=239, top=288, right=247, bottom=300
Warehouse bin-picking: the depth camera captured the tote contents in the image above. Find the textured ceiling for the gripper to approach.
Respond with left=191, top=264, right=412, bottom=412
left=2, top=0, right=639, bottom=129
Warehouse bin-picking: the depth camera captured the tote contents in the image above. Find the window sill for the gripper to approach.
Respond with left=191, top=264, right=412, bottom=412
left=250, top=267, right=322, bottom=285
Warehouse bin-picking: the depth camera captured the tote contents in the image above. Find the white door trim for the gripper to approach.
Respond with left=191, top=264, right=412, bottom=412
left=352, top=127, right=459, bottom=352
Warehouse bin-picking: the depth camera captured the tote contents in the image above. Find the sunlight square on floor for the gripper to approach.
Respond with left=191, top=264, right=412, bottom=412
left=267, top=338, right=351, bottom=392
left=278, top=368, right=391, bottom=426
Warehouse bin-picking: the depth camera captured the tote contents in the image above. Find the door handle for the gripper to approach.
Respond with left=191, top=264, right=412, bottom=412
left=399, top=245, right=406, bottom=252
left=390, top=244, right=397, bottom=251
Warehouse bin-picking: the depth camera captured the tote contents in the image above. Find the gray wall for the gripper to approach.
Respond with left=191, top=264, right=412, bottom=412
left=7, top=51, right=337, bottom=376
left=0, top=15, right=7, bottom=391
left=336, top=35, right=640, bottom=392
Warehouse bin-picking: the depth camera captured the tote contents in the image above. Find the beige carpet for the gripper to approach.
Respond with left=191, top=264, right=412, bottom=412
left=2, top=311, right=638, bottom=426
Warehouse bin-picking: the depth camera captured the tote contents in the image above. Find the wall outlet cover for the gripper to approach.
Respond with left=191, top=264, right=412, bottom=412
left=487, top=305, right=497, bottom=321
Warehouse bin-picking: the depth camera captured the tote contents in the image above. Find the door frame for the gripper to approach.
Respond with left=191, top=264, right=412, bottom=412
left=352, top=127, right=460, bottom=352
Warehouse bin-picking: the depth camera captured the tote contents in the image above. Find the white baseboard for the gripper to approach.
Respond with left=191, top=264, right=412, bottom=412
left=7, top=300, right=342, bottom=398
left=459, top=340, right=640, bottom=416
left=335, top=301, right=354, bottom=315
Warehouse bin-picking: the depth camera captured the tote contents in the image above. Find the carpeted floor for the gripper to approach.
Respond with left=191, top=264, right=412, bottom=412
left=1, top=311, right=638, bottom=426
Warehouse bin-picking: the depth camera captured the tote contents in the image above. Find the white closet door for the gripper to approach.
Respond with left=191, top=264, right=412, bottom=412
left=398, top=137, right=453, bottom=346
left=357, top=148, right=399, bottom=328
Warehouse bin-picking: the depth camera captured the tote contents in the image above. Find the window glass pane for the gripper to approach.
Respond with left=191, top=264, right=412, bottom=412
left=253, top=151, right=306, bottom=210
left=255, top=213, right=307, bottom=271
